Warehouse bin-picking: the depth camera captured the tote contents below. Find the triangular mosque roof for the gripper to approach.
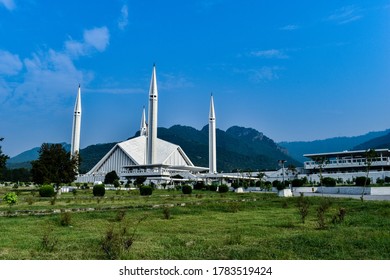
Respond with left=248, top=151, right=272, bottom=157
left=87, top=135, right=194, bottom=174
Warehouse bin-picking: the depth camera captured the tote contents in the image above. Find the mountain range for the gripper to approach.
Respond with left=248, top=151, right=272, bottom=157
left=6, top=125, right=390, bottom=172
left=279, top=129, right=390, bottom=163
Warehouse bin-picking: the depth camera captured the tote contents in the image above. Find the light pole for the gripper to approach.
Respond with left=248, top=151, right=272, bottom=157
left=278, top=160, right=287, bottom=188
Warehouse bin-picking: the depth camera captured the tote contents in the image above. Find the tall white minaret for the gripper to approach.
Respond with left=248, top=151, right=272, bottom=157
left=71, top=85, right=82, bottom=160
left=147, top=65, right=158, bottom=164
left=209, top=94, right=217, bottom=173
left=140, top=106, right=147, bottom=136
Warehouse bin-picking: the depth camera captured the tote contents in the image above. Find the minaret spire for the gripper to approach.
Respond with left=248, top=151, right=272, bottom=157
left=147, top=65, right=158, bottom=164
left=71, top=85, right=82, bottom=168
left=140, top=106, right=147, bottom=136
left=209, top=93, right=217, bottom=173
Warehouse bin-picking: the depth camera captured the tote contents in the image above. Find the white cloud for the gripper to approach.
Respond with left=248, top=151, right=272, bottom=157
left=65, top=26, right=110, bottom=57
left=251, top=49, right=288, bottom=59
left=1, top=25, right=111, bottom=110
left=0, top=50, right=23, bottom=75
left=84, top=87, right=144, bottom=95
left=234, top=66, right=282, bottom=82
left=327, top=6, right=363, bottom=24
left=279, top=24, right=299, bottom=31
left=159, top=73, right=194, bottom=90
left=249, top=67, right=281, bottom=82
left=84, top=27, right=110, bottom=52
left=13, top=50, right=87, bottom=108
left=0, top=78, right=12, bottom=103
left=118, top=4, right=129, bottom=30
left=0, top=0, right=15, bottom=11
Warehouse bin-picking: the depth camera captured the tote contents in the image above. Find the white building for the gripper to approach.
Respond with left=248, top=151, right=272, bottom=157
left=303, top=149, right=390, bottom=183
left=76, top=65, right=209, bottom=184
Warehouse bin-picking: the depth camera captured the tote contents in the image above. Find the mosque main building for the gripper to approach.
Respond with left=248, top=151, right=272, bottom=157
left=73, top=65, right=216, bottom=184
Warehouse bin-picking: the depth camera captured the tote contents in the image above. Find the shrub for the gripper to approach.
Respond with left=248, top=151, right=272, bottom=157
left=39, top=185, right=55, bottom=197
left=355, top=176, right=370, bottom=186
left=93, top=184, right=106, bottom=197
left=115, top=210, right=126, bottom=222
left=163, top=207, right=171, bottom=219
left=297, top=193, right=310, bottom=224
left=332, top=208, right=347, bottom=224
left=209, top=185, right=218, bottom=192
left=291, top=178, right=304, bottom=187
left=113, top=179, right=120, bottom=188
left=322, top=177, right=336, bottom=187
left=263, top=181, right=272, bottom=191
left=193, top=181, right=205, bottom=190
left=139, top=185, right=153, bottom=196
left=273, top=180, right=285, bottom=191
left=101, top=217, right=146, bottom=260
left=218, top=184, right=229, bottom=193
left=104, top=170, right=120, bottom=185
left=316, top=199, right=332, bottom=230
left=60, top=212, right=72, bottom=226
left=40, top=227, right=58, bottom=252
left=181, top=185, right=192, bottom=194
left=3, top=192, right=18, bottom=206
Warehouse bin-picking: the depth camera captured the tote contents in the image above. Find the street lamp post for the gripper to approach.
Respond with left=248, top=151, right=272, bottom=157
left=278, top=160, right=287, bottom=188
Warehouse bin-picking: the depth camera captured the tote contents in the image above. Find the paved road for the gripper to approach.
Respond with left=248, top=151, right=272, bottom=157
left=293, top=192, right=390, bottom=201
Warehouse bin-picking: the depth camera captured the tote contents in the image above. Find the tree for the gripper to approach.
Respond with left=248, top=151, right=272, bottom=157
left=361, top=149, right=377, bottom=202
left=31, top=143, right=77, bottom=187
left=311, top=156, right=330, bottom=197
left=0, top=138, right=10, bottom=180
left=104, top=170, right=119, bottom=185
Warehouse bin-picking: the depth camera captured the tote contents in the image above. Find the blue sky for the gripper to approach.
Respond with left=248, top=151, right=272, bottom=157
left=0, top=0, right=389, bottom=157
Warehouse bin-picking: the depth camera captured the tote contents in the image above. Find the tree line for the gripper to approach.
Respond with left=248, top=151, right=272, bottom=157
left=1, top=139, right=77, bottom=185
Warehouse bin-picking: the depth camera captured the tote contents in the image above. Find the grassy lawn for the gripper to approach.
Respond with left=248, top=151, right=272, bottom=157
left=0, top=189, right=389, bottom=260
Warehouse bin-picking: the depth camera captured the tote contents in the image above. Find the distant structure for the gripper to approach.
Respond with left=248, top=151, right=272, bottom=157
left=77, top=66, right=209, bottom=183
left=303, top=149, right=390, bottom=183
left=71, top=85, right=82, bottom=161
left=209, top=94, right=217, bottom=174
left=140, top=106, right=147, bottom=137
left=147, top=65, right=158, bottom=165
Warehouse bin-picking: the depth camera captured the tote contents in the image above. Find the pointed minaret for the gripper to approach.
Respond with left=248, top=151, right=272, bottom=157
left=147, top=65, right=158, bottom=164
left=140, top=106, right=147, bottom=136
left=209, top=94, right=217, bottom=173
left=71, top=85, right=82, bottom=163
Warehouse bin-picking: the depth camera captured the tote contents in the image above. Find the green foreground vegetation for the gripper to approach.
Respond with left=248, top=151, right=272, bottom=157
left=0, top=189, right=390, bottom=260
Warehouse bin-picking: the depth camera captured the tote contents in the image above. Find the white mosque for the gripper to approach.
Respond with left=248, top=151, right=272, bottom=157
left=73, top=65, right=216, bottom=184
left=71, top=65, right=390, bottom=190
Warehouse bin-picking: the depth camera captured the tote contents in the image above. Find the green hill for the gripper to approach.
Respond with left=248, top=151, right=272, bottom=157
left=7, top=125, right=299, bottom=173
left=353, top=132, right=390, bottom=150
left=279, top=129, right=390, bottom=163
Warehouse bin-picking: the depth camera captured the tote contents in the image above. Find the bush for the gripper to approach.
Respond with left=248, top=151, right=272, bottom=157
left=193, top=181, right=205, bottom=190
left=291, top=178, right=304, bottom=187
left=273, top=180, right=285, bottom=191
left=60, top=212, right=72, bottom=226
left=209, top=185, right=217, bottom=192
left=218, top=184, right=229, bottom=193
left=3, top=192, right=18, bottom=206
left=322, top=177, right=336, bottom=187
left=181, top=185, right=192, bottom=194
left=39, top=185, right=55, bottom=197
left=163, top=207, right=171, bottom=220
left=139, top=185, right=153, bottom=196
left=93, top=184, right=106, bottom=197
left=355, top=176, right=370, bottom=186
left=104, top=170, right=119, bottom=185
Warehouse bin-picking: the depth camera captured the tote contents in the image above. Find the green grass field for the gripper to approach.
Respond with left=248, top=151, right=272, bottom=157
left=0, top=189, right=389, bottom=260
